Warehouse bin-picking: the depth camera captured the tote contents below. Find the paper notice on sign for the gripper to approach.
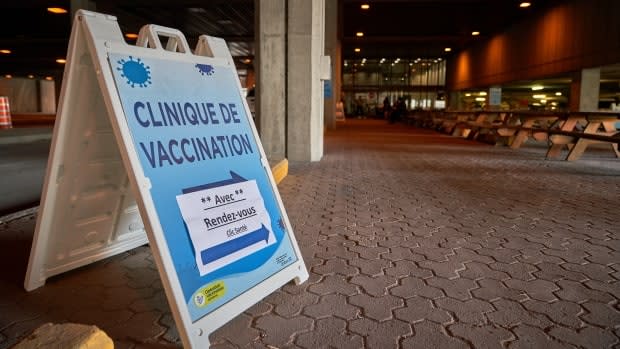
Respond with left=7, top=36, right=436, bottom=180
left=176, top=179, right=275, bottom=276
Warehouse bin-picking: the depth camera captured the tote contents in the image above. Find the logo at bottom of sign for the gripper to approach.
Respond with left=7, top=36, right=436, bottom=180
left=194, top=280, right=226, bottom=307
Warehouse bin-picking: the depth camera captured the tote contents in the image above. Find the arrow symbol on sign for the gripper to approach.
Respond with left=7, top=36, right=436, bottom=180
left=182, top=171, right=246, bottom=194
left=200, top=224, right=270, bottom=265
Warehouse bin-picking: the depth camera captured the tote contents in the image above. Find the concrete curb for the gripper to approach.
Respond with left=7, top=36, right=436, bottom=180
left=0, top=128, right=52, bottom=145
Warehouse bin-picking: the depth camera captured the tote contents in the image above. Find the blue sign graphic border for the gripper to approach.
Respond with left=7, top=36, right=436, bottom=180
left=108, top=52, right=299, bottom=322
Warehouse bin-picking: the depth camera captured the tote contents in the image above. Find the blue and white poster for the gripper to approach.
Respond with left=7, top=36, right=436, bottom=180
left=108, top=54, right=298, bottom=322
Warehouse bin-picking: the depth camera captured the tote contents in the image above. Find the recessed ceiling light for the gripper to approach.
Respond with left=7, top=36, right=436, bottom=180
left=188, top=8, right=207, bottom=13
left=27, top=75, right=34, bottom=79
left=4, top=75, right=12, bottom=79
left=361, top=4, right=370, bottom=10
left=533, top=94, right=546, bottom=99
left=243, top=58, right=252, bottom=64
left=519, top=2, right=531, bottom=8
left=45, top=76, right=53, bottom=81
left=47, top=7, right=68, bottom=14
left=0, top=49, right=11, bottom=54
left=356, top=32, right=364, bottom=37
left=472, top=31, right=480, bottom=36
left=444, top=47, right=452, bottom=52
left=555, top=92, right=562, bottom=96
left=125, top=33, right=139, bottom=39
left=56, top=58, right=66, bottom=64
left=354, top=48, right=361, bottom=52
left=531, top=85, right=544, bottom=90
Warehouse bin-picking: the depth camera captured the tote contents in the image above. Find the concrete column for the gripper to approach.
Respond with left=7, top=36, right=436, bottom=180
left=256, top=0, right=287, bottom=160
left=448, top=91, right=461, bottom=110
left=570, top=67, right=600, bottom=112
left=287, top=0, right=325, bottom=161
left=323, top=0, right=340, bottom=130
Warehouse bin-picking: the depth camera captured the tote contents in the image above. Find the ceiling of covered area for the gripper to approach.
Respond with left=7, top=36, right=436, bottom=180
left=0, top=0, right=587, bottom=81
left=340, top=0, right=558, bottom=61
left=0, top=0, right=256, bottom=79
left=96, top=0, right=255, bottom=58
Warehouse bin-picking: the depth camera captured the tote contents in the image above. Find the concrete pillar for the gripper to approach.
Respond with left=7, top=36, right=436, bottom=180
left=570, top=67, right=600, bottom=112
left=39, top=80, right=56, bottom=114
left=448, top=91, right=463, bottom=110
left=323, top=0, right=340, bottom=130
left=256, top=0, right=287, bottom=160
left=287, top=0, right=325, bottom=161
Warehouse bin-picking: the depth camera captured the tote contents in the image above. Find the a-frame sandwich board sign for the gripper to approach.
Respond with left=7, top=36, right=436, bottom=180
left=24, top=10, right=309, bottom=348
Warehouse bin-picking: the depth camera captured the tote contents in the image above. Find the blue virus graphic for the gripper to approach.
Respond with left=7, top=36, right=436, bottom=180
left=117, top=56, right=152, bottom=88
left=196, top=64, right=215, bottom=76
left=278, top=217, right=286, bottom=232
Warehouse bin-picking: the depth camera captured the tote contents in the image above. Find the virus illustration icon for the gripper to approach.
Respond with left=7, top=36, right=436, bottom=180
left=196, top=64, right=215, bottom=76
left=117, top=56, right=152, bottom=88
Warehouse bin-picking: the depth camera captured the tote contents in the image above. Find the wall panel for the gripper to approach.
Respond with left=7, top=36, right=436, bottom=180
left=447, top=0, right=620, bottom=90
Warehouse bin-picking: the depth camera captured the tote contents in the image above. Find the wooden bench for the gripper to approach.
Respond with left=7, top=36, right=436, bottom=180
left=421, top=109, right=619, bottom=161
left=463, top=112, right=513, bottom=143
left=547, top=129, right=620, bottom=144
left=449, top=111, right=530, bottom=145
left=502, top=111, right=564, bottom=149
left=440, top=111, right=479, bottom=136
left=405, top=110, right=434, bottom=128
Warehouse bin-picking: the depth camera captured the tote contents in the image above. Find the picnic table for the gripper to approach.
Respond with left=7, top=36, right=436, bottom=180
left=500, top=111, right=564, bottom=149
left=545, top=111, right=620, bottom=161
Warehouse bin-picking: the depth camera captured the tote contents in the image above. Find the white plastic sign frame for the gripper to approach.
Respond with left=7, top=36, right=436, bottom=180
left=25, top=10, right=308, bottom=348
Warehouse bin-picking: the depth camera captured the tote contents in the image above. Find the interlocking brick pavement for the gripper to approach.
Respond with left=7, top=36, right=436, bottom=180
left=1, top=119, right=619, bottom=348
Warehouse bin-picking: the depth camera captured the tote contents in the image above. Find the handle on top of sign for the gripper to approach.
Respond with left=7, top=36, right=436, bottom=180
left=196, top=35, right=234, bottom=63
left=137, top=24, right=191, bottom=54
left=195, top=36, right=215, bottom=58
